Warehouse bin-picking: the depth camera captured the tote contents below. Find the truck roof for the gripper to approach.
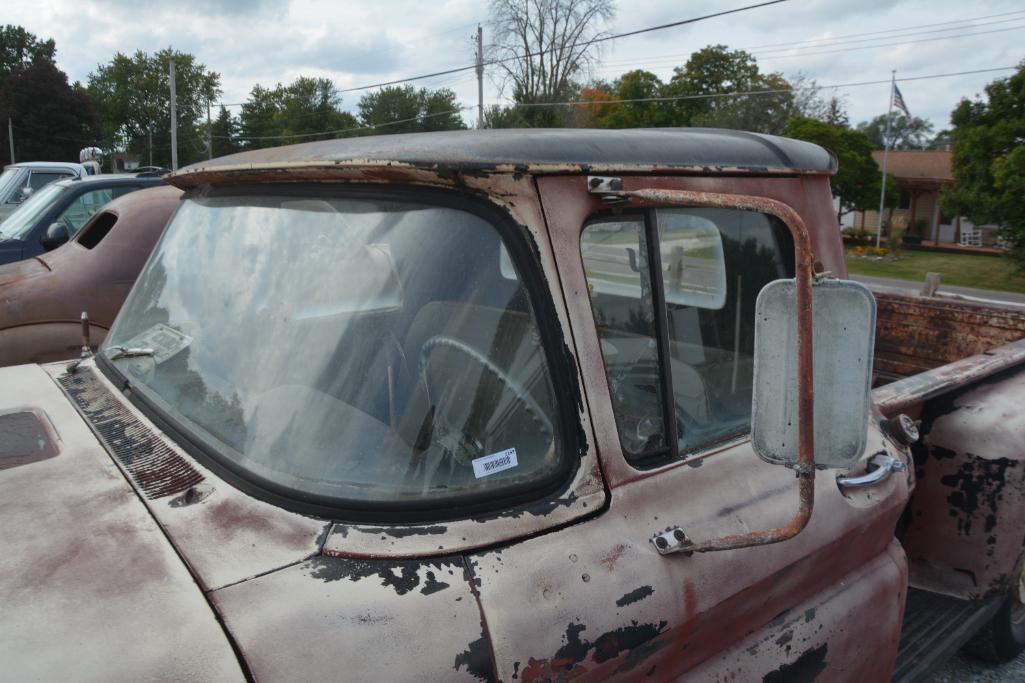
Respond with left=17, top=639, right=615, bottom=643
left=3, top=161, right=85, bottom=173
left=169, top=128, right=837, bottom=188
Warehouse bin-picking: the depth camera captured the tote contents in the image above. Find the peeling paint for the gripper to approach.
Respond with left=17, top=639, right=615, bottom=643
left=616, top=586, right=655, bottom=607
left=762, top=644, right=828, bottom=683
left=307, top=556, right=461, bottom=597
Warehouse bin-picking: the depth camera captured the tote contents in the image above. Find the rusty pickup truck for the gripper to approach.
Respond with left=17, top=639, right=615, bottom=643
left=1, top=129, right=1023, bottom=682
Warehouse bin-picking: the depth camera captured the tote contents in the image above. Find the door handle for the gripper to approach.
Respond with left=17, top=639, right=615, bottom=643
left=837, top=452, right=906, bottom=488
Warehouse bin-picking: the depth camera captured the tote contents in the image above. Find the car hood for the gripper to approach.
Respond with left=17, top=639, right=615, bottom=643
left=3, top=361, right=493, bottom=680
left=0, top=363, right=245, bottom=680
left=0, top=253, right=46, bottom=288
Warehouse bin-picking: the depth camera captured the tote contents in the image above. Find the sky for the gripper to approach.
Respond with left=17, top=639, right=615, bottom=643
left=6, top=0, right=1024, bottom=135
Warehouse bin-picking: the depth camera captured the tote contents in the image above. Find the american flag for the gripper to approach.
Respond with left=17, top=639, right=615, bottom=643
left=892, top=84, right=910, bottom=117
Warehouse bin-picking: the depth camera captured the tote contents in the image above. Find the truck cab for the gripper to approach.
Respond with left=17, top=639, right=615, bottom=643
left=0, top=161, right=87, bottom=221
left=1, top=129, right=1022, bottom=681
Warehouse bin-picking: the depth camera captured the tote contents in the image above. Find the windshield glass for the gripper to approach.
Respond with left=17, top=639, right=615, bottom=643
left=0, top=182, right=67, bottom=240
left=0, top=167, right=25, bottom=203
left=102, top=190, right=566, bottom=514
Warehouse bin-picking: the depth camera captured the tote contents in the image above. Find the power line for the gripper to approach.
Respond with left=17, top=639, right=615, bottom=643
left=336, top=0, right=791, bottom=93
left=600, top=12, right=1025, bottom=68
left=744, top=9, right=1025, bottom=51
left=487, top=66, right=1018, bottom=109
left=596, top=21, right=1025, bottom=72
left=753, top=24, right=1025, bottom=61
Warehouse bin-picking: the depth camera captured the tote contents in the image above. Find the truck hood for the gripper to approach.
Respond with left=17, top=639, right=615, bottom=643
left=9, top=361, right=493, bottom=680
left=0, top=363, right=244, bottom=680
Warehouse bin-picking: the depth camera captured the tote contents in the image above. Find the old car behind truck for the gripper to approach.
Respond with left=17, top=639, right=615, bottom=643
left=1, top=129, right=1023, bottom=681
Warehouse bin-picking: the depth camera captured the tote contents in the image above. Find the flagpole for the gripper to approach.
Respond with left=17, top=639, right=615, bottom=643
left=875, top=70, right=896, bottom=248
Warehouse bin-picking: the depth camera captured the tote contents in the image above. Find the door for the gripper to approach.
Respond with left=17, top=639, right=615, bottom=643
left=466, top=175, right=912, bottom=682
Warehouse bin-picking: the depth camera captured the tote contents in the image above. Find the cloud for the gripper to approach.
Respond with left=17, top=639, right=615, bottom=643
left=3, top=0, right=1022, bottom=131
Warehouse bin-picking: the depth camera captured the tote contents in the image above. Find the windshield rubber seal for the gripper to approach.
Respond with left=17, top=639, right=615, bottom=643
left=96, top=182, right=584, bottom=524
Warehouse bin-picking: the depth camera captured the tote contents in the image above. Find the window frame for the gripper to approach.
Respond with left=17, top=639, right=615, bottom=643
left=96, top=182, right=585, bottom=523
left=581, top=204, right=793, bottom=470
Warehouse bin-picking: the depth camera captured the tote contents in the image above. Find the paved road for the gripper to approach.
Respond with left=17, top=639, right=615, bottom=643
left=851, top=274, right=1025, bottom=306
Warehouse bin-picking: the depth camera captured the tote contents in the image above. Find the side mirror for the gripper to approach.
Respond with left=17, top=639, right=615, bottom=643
left=18, top=186, right=33, bottom=201
left=41, top=222, right=70, bottom=251
left=751, top=278, right=876, bottom=470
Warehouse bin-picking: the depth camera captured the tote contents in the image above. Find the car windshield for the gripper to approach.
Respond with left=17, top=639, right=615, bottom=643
left=102, top=189, right=567, bottom=515
left=0, top=182, right=67, bottom=240
left=0, top=167, right=25, bottom=202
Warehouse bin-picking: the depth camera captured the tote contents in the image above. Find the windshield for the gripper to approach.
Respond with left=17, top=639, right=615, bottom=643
left=0, top=167, right=25, bottom=203
left=102, top=189, right=567, bottom=515
left=0, top=182, right=67, bottom=240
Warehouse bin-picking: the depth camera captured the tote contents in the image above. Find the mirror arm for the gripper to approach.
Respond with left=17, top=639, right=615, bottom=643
left=602, top=189, right=817, bottom=556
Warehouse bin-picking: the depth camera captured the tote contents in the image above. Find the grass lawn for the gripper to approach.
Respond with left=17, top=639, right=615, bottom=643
left=845, top=249, right=1025, bottom=294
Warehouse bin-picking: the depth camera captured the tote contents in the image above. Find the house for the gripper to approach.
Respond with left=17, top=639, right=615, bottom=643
left=851, top=150, right=999, bottom=247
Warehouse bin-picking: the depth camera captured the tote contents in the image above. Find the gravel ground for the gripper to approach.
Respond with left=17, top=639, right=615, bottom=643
left=930, top=650, right=1025, bottom=681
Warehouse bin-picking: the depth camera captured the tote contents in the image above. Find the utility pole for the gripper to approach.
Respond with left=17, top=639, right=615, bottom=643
left=148, top=128, right=153, bottom=167
left=7, top=118, right=13, bottom=164
left=169, top=60, right=179, bottom=171
left=206, top=98, right=212, bottom=160
left=475, top=25, right=484, bottom=129
left=875, top=70, right=896, bottom=249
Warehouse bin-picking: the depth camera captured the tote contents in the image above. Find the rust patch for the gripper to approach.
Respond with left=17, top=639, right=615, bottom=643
left=599, top=544, right=626, bottom=571
left=522, top=621, right=668, bottom=683
left=57, top=368, right=203, bottom=498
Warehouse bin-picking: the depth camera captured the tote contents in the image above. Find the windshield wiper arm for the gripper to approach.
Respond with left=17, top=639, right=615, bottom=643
left=106, top=346, right=155, bottom=361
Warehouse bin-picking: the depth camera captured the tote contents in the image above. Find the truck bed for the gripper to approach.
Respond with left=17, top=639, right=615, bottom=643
left=873, top=290, right=1025, bottom=384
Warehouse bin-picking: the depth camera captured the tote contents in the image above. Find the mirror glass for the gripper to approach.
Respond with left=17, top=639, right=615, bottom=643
left=751, top=278, right=876, bottom=469
left=42, top=222, right=70, bottom=250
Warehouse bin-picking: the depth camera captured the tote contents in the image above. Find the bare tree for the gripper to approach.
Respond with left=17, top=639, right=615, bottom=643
left=488, top=0, right=614, bottom=124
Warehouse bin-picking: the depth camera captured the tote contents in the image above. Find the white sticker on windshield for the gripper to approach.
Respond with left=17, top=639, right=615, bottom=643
left=472, top=448, right=518, bottom=479
left=121, top=323, right=192, bottom=364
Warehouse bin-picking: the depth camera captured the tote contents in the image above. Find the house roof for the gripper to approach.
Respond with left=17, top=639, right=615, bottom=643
left=871, top=150, right=953, bottom=183
left=170, top=128, right=837, bottom=188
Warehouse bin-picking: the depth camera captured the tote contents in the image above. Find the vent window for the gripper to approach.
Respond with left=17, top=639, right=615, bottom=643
left=77, top=211, right=118, bottom=249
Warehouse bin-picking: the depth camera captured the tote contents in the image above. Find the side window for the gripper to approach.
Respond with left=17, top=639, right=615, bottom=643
left=55, top=188, right=114, bottom=235
left=112, top=185, right=142, bottom=199
left=582, top=207, right=792, bottom=467
left=28, top=172, right=69, bottom=190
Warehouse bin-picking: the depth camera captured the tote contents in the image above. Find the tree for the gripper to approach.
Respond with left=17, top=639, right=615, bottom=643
left=358, top=85, right=465, bottom=134
left=483, top=104, right=530, bottom=129
left=942, top=62, right=1025, bottom=268
left=789, top=73, right=849, bottom=127
left=210, top=106, right=240, bottom=157
left=238, top=77, right=359, bottom=149
left=856, top=113, right=934, bottom=150
left=87, top=49, right=220, bottom=168
left=0, top=25, right=55, bottom=86
left=786, top=116, right=896, bottom=223
left=664, top=45, right=794, bottom=134
left=0, top=60, right=101, bottom=162
left=488, top=0, right=614, bottom=127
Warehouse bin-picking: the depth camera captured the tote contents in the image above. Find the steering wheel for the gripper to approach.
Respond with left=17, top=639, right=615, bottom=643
left=607, top=357, right=701, bottom=455
left=417, top=335, right=554, bottom=451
